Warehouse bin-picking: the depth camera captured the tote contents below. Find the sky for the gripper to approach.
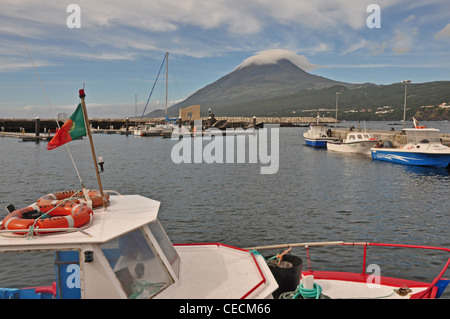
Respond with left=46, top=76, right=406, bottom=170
left=1, top=0, right=450, bottom=118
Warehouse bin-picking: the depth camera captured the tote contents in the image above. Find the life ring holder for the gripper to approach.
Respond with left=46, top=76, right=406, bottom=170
left=0, top=189, right=109, bottom=237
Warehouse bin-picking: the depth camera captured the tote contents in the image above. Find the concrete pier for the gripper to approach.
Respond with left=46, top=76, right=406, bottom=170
left=0, top=131, right=52, bottom=141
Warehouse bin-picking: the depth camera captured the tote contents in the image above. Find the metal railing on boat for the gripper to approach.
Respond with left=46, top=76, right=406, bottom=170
left=245, top=241, right=450, bottom=299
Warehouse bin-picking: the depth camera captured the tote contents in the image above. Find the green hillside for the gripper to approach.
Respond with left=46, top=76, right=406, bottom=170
left=211, top=81, right=450, bottom=121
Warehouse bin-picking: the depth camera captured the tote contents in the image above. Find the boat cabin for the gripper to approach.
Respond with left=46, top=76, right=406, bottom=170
left=343, top=132, right=377, bottom=143
left=0, top=192, right=277, bottom=299
left=305, top=124, right=330, bottom=138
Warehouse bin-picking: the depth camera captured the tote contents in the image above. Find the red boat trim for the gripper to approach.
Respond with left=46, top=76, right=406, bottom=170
left=303, top=270, right=430, bottom=287
left=174, top=243, right=267, bottom=299
left=312, top=242, right=450, bottom=299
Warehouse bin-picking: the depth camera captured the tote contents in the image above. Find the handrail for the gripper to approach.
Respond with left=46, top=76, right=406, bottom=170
left=245, top=240, right=450, bottom=299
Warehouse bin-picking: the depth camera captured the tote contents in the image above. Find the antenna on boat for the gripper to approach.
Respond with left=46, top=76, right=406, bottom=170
left=78, top=88, right=108, bottom=210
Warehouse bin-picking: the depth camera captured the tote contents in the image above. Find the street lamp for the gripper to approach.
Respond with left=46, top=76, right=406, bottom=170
left=401, top=80, right=411, bottom=129
left=335, top=92, right=341, bottom=128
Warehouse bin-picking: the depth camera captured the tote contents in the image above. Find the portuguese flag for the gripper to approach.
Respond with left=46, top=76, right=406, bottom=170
left=47, top=103, right=87, bottom=150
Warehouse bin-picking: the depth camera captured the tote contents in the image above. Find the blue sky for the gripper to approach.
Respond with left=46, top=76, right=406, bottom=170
left=1, top=0, right=450, bottom=118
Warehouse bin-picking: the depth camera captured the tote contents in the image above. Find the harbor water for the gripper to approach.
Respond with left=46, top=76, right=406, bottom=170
left=1, top=121, right=449, bottom=297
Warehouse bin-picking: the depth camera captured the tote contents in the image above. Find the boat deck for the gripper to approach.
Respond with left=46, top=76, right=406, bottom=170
left=315, top=279, right=426, bottom=299
left=156, top=243, right=277, bottom=299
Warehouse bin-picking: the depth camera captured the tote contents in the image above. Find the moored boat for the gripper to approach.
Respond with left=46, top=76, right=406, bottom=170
left=327, top=131, right=379, bottom=155
left=0, top=190, right=278, bottom=299
left=303, top=124, right=337, bottom=148
left=133, top=123, right=163, bottom=136
left=1, top=193, right=449, bottom=299
left=371, top=127, right=450, bottom=168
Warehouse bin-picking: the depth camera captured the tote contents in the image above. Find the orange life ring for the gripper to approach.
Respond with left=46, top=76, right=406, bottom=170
left=36, top=189, right=109, bottom=209
left=2, top=202, right=93, bottom=233
left=1, top=189, right=109, bottom=234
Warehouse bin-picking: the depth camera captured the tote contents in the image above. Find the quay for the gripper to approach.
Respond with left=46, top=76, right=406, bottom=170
left=0, top=116, right=337, bottom=136
left=1, top=117, right=449, bottom=146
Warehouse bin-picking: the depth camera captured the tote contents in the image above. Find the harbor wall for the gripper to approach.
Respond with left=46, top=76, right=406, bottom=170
left=0, top=116, right=337, bottom=133
left=1, top=117, right=448, bottom=146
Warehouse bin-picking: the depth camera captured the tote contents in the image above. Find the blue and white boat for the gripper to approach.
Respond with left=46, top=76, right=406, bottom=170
left=303, top=119, right=338, bottom=148
left=371, top=127, right=450, bottom=168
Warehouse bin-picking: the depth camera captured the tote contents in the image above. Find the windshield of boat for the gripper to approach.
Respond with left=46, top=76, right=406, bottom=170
left=406, top=130, right=441, bottom=144
left=148, top=220, right=180, bottom=276
left=100, top=227, right=174, bottom=299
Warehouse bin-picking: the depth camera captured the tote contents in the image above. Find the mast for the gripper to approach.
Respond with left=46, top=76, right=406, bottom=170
left=165, top=52, right=168, bottom=120
left=78, top=88, right=107, bottom=209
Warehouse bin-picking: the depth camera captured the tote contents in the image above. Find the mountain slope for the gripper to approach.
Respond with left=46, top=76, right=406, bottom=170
left=147, top=58, right=352, bottom=117
left=144, top=52, right=450, bottom=120
left=219, top=81, right=450, bottom=120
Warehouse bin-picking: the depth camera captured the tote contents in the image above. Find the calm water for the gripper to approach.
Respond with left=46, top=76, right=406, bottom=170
left=1, top=121, right=449, bottom=296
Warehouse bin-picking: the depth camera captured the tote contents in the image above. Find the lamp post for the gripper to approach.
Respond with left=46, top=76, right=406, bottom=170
left=335, top=92, right=341, bottom=128
left=401, top=80, right=411, bottom=129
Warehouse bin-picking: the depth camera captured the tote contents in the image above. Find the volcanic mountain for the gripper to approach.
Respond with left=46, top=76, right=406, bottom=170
left=146, top=52, right=353, bottom=117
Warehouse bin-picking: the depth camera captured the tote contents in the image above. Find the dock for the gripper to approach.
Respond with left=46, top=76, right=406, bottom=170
left=1, top=117, right=449, bottom=146
left=0, top=131, right=52, bottom=142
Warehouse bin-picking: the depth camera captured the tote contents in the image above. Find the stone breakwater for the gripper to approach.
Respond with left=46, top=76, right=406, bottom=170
left=0, top=116, right=337, bottom=133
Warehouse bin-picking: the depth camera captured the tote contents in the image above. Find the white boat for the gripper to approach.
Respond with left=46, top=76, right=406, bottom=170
left=1, top=188, right=449, bottom=300
left=327, top=131, right=379, bottom=155
left=371, top=126, right=450, bottom=168
left=0, top=190, right=278, bottom=299
left=303, top=125, right=338, bottom=148
left=133, top=123, right=163, bottom=136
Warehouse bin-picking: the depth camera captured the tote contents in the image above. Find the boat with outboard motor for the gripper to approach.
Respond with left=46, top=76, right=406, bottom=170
left=327, top=131, right=379, bottom=155
left=371, top=127, right=450, bottom=168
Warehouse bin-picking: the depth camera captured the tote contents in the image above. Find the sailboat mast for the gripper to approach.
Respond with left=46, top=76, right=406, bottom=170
left=165, top=52, right=168, bottom=119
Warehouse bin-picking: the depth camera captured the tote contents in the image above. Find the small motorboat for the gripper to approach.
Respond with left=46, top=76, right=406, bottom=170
left=371, top=127, right=450, bottom=168
left=327, top=132, right=379, bottom=155
left=133, top=123, right=163, bottom=136
left=303, top=124, right=338, bottom=148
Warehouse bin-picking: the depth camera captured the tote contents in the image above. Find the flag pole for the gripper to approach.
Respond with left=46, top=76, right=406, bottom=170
left=78, top=88, right=107, bottom=209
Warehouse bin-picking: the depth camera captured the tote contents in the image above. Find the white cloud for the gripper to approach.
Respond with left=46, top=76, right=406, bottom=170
left=235, top=49, right=322, bottom=71
left=435, top=24, right=450, bottom=40
left=0, top=0, right=412, bottom=62
left=340, top=39, right=369, bottom=55
left=392, top=27, right=419, bottom=54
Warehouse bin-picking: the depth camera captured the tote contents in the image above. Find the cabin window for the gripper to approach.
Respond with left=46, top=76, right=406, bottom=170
left=100, top=229, right=174, bottom=299
left=148, top=220, right=180, bottom=277
left=357, top=134, right=363, bottom=139
left=349, top=135, right=355, bottom=140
